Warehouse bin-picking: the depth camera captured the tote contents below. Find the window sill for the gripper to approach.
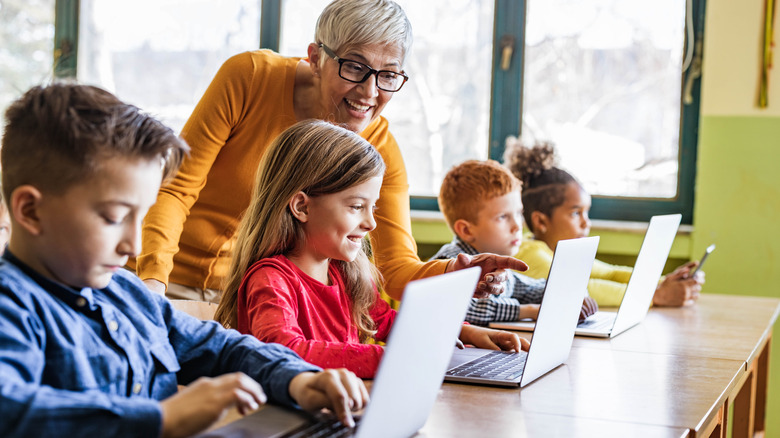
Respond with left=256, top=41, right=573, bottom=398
left=410, top=210, right=693, bottom=259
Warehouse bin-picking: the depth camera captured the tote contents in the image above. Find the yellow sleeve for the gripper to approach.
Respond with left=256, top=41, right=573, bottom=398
left=135, top=52, right=255, bottom=285
left=365, top=121, right=448, bottom=299
left=514, top=239, right=554, bottom=279
left=586, top=279, right=628, bottom=307
left=590, top=258, right=633, bottom=283
left=586, top=259, right=632, bottom=307
left=517, top=239, right=630, bottom=307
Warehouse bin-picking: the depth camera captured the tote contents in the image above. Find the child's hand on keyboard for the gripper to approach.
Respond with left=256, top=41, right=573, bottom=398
left=288, top=369, right=369, bottom=428
left=579, top=297, right=598, bottom=323
left=160, top=372, right=267, bottom=438
left=459, top=325, right=531, bottom=352
left=518, top=304, right=540, bottom=321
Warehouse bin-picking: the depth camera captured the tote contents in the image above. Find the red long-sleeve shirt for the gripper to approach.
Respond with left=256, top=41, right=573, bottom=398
left=237, top=255, right=395, bottom=378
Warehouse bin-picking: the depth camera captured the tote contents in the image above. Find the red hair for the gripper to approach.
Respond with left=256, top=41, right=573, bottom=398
left=438, top=159, right=521, bottom=229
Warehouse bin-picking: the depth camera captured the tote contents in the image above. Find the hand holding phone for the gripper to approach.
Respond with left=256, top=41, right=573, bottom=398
left=689, top=244, right=715, bottom=278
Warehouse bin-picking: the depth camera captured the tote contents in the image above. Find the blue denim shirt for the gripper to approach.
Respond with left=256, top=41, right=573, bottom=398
left=0, top=251, right=320, bottom=438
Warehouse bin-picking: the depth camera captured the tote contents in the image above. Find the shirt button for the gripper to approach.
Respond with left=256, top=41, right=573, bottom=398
left=133, top=383, right=142, bottom=394
left=108, top=320, right=119, bottom=331
left=76, top=297, right=87, bottom=307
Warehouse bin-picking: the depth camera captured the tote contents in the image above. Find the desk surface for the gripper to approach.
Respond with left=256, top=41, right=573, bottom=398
left=205, top=293, right=779, bottom=438
left=419, top=409, right=690, bottom=438
left=572, top=293, right=780, bottom=367
left=419, top=348, right=743, bottom=437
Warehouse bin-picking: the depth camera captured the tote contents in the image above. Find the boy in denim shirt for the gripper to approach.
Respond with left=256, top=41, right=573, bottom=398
left=0, top=83, right=367, bottom=438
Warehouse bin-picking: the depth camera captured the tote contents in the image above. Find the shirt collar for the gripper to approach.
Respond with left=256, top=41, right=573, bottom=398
left=2, top=250, right=97, bottom=310
left=453, top=236, right=480, bottom=256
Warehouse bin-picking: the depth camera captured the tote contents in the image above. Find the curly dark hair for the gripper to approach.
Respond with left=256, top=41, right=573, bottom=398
left=503, top=138, right=579, bottom=232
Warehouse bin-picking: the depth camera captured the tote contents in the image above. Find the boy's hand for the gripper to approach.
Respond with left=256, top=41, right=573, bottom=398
left=459, top=325, right=530, bottom=352
left=447, top=253, right=529, bottom=298
left=289, top=369, right=369, bottom=428
left=160, top=372, right=266, bottom=438
left=653, top=262, right=702, bottom=307
left=518, top=304, right=541, bottom=321
left=579, top=296, right=598, bottom=322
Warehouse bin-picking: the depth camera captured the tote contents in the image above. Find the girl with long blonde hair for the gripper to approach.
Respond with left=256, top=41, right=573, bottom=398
left=216, top=120, right=526, bottom=378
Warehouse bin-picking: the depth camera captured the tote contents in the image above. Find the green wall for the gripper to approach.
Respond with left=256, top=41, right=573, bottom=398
left=693, top=115, right=780, bottom=437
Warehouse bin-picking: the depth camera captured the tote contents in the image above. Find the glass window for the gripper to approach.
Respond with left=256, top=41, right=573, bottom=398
left=51, top=0, right=701, bottom=222
left=279, top=0, right=494, bottom=197
left=0, top=0, right=55, bottom=139
left=77, top=0, right=262, bottom=133
left=522, top=0, right=687, bottom=199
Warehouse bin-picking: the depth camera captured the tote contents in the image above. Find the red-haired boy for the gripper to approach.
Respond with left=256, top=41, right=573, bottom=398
left=434, top=159, right=597, bottom=325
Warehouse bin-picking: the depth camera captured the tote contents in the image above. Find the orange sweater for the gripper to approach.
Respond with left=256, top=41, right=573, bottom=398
left=134, top=50, right=447, bottom=298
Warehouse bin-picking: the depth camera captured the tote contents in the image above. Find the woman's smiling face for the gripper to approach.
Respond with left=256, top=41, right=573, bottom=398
left=314, top=43, right=404, bottom=133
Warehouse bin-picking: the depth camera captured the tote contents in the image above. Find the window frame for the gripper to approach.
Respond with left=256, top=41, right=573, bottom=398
left=54, top=0, right=706, bottom=224
left=54, top=0, right=79, bottom=78
left=497, top=0, right=706, bottom=225
left=466, top=0, right=706, bottom=225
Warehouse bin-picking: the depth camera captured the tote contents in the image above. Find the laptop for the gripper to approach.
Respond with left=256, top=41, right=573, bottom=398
left=197, top=267, right=481, bottom=438
left=491, top=214, right=682, bottom=339
left=444, top=236, right=599, bottom=387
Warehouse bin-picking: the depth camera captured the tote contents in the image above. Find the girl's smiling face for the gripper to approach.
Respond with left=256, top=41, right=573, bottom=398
left=298, top=176, right=382, bottom=265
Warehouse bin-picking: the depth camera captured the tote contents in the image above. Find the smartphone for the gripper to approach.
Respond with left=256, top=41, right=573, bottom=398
left=689, top=244, right=715, bottom=277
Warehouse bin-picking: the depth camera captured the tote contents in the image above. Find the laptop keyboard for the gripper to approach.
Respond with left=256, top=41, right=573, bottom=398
left=446, top=350, right=528, bottom=380
left=577, top=313, right=616, bottom=330
left=279, top=413, right=361, bottom=438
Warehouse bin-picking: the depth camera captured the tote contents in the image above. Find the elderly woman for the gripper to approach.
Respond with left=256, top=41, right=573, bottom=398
left=134, top=0, right=526, bottom=302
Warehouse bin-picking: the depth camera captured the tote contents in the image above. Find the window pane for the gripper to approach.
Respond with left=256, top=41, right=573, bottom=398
left=0, top=0, right=55, bottom=138
left=279, top=0, right=494, bottom=197
left=523, top=0, right=685, bottom=198
left=78, top=0, right=261, bottom=133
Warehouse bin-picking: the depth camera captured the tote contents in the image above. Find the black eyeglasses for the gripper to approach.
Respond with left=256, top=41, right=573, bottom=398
left=319, top=43, right=409, bottom=92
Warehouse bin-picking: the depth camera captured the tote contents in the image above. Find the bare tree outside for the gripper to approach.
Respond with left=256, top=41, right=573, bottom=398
left=522, top=0, right=686, bottom=198
left=0, top=0, right=55, bottom=139
left=77, top=0, right=262, bottom=133
left=7, top=0, right=687, bottom=200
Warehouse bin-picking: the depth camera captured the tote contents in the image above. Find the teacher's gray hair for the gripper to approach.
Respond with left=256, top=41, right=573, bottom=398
left=314, top=0, right=413, bottom=65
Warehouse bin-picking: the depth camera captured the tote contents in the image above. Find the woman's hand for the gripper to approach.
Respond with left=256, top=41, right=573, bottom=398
left=447, top=253, right=529, bottom=298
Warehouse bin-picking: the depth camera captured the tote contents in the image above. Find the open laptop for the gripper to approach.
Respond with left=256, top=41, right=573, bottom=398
left=491, top=214, right=682, bottom=339
left=198, top=267, right=480, bottom=438
left=444, top=236, right=599, bottom=388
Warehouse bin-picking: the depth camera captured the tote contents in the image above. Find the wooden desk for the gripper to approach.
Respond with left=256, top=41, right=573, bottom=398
left=419, top=349, right=744, bottom=438
left=205, top=294, right=778, bottom=438
left=571, top=294, right=780, bottom=437
left=572, top=294, right=780, bottom=365
left=419, top=409, right=690, bottom=438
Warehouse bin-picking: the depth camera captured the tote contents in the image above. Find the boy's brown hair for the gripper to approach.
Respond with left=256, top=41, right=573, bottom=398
left=1, top=82, right=189, bottom=202
left=438, top=159, right=521, bottom=231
